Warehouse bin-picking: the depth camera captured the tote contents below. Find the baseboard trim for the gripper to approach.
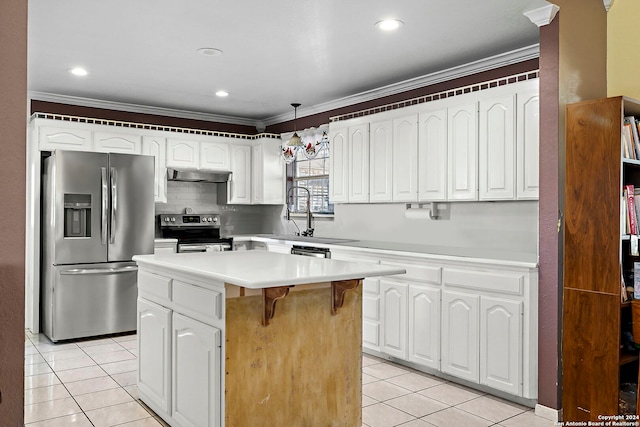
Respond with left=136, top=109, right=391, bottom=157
left=535, top=404, right=561, bottom=422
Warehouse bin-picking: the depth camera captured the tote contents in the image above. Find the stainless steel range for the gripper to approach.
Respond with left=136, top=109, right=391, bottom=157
left=158, top=213, right=233, bottom=252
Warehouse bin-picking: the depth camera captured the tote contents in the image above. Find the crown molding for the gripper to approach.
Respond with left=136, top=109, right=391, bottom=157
left=603, top=0, right=614, bottom=11
left=261, top=44, right=540, bottom=126
left=27, top=91, right=258, bottom=128
left=523, top=4, right=560, bottom=27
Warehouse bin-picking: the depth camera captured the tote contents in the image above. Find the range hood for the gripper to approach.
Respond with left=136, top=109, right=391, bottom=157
left=167, top=168, right=232, bottom=183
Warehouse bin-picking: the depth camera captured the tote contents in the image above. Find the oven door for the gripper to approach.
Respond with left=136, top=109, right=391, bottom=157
left=178, top=243, right=232, bottom=253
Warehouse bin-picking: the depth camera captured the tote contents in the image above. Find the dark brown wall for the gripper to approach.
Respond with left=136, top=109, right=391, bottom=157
left=266, top=59, right=539, bottom=133
left=0, top=0, right=27, bottom=424
left=30, top=100, right=259, bottom=135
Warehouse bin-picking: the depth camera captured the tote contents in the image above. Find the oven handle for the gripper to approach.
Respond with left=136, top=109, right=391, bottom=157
left=180, top=245, right=208, bottom=252
left=179, top=244, right=231, bottom=253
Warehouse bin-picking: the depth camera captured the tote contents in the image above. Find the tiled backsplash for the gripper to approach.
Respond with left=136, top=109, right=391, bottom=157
left=155, top=181, right=285, bottom=237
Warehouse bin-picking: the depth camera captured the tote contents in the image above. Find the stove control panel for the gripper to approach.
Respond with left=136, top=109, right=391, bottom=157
left=159, top=213, right=221, bottom=227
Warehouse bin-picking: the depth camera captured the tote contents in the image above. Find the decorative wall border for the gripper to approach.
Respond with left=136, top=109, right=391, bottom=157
left=31, top=112, right=281, bottom=140
left=329, top=70, right=540, bottom=123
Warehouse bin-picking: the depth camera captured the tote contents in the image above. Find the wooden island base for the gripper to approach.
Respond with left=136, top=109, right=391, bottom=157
left=224, top=281, right=363, bottom=426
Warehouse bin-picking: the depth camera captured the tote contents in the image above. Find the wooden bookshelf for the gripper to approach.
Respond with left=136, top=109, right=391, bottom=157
left=563, top=96, right=640, bottom=421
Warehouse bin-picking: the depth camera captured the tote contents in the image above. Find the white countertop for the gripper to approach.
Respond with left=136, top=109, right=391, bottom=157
left=133, top=251, right=405, bottom=289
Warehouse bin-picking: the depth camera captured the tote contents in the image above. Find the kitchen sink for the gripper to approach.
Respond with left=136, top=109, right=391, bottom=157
left=256, top=234, right=357, bottom=244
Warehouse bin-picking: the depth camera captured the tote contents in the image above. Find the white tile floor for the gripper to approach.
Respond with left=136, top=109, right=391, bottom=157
left=24, top=330, right=555, bottom=426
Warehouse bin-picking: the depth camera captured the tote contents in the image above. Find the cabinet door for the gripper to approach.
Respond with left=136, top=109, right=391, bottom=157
left=348, top=124, right=370, bottom=203
left=166, top=139, right=199, bottom=169
left=516, top=90, right=540, bottom=200
left=137, top=298, right=171, bottom=416
left=362, top=277, right=381, bottom=351
left=369, top=120, right=393, bottom=203
left=447, top=103, right=478, bottom=201
left=172, top=313, right=221, bottom=427
left=142, top=136, right=167, bottom=203
left=228, top=144, right=252, bottom=204
left=38, top=124, right=92, bottom=151
left=408, top=285, right=440, bottom=370
left=200, top=141, right=230, bottom=171
left=441, top=290, right=479, bottom=382
left=380, top=279, right=408, bottom=359
left=252, top=138, right=285, bottom=204
left=94, top=131, right=142, bottom=154
left=480, top=296, right=522, bottom=395
left=329, top=126, right=349, bottom=203
left=418, top=108, right=447, bottom=201
left=392, top=114, right=418, bottom=202
left=479, top=95, right=515, bottom=200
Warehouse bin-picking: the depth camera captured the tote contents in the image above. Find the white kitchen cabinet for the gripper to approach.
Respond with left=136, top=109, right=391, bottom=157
left=362, top=278, right=382, bottom=351
left=369, top=119, right=393, bottom=203
left=227, top=143, right=252, bottom=204
left=516, top=90, right=540, bottom=200
left=447, top=103, right=478, bottom=201
left=392, top=114, right=418, bottom=202
left=380, top=279, right=408, bottom=359
left=172, top=312, right=221, bottom=427
left=137, top=298, right=171, bottom=417
left=329, top=125, right=349, bottom=203
left=200, top=139, right=230, bottom=171
left=479, top=95, right=516, bottom=200
left=418, top=108, right=447, bottom=202
left=252, top=137, right=285, bottom=204
left=142, top=136, right=167, bottom=203
left=166, top=139, right=199, bottom=169
left=94, top=131, right=142, bottom=154
left=480, top=296, right=522, bottom=395
left=329, top=122, right=369, bottom=203
left=441, top=290, right=479, bottom=382
left=348, top=124, right=370, bottom=203
left=408, top=285, right=441, bottom=370
left=38, top=122, right=92, bottom=151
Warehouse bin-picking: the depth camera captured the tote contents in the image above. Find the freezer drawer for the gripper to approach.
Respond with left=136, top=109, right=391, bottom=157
left=42, top=262, right=138, bottom=342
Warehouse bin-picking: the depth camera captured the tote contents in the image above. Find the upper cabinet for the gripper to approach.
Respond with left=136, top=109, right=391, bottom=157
left=200, top=139, right=230, bottom=171
left=252, top=137, right=285, bottom=205
left=142, top=136, right=167, bottom=203
left=227, top=143, right=252, bottom=204
left=94, top=131, right=142, bottom=154
left=392, top=114, right=419, bottom=202
left=329, top=79, right=539, bottom=204
left=478, top=95, right=516, bottom=200
left=38, top=122, right=92, bottom=151
left=166, top=139, right=199, bottom=169
left=329, top=122, right=370, bottom=203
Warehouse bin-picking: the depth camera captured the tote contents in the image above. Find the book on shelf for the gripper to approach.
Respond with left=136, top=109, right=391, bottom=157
left=634, top=262, right=640, bottom=300
left=625, top=116, right=640, bottom=159
left=625, top=184, right=638, bottom=235
left=624, top=123, right=636, bottom=160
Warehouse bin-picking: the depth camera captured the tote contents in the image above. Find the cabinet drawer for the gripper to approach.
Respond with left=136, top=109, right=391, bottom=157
left=138, top=270, right=171, bottom=303
left=442, top=268, right=523, bottom=295
left=363, top=295, right=380, bottom=321
left=172, top=280, right=222, bottom=321
left=382, top=262, right=441, bottom=285
left=363, top=279, right=380, bottom=295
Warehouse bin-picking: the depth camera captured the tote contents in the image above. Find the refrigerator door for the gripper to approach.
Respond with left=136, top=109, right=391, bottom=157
left=108, top=153, right=155, bottom=261
left=45, top=151, right=109, bottom=265
left=43, top=262, right=138, bottom=342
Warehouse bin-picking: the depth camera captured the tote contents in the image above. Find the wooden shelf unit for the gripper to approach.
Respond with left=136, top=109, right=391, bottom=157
left=563, top=96, right=640, bottom=422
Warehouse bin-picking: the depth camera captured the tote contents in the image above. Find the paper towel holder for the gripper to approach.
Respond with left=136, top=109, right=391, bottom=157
left=405, top=203, right=439, bottom=220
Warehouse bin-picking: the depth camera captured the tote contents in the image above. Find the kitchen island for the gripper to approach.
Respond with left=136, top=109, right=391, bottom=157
left=132, top=250, right=405, bottom=427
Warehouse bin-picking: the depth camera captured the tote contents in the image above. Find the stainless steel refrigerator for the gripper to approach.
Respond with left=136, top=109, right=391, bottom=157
left=41, top=150, right=155, bottom=342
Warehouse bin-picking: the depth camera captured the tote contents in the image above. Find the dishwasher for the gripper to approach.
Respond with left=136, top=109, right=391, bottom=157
left=290, top=245, right=331, bottom=258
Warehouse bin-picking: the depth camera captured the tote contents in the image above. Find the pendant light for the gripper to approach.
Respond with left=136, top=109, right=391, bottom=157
left=282, top=103, right=302, bottom=164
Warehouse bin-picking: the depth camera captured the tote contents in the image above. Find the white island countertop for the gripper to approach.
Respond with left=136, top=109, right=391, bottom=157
left=133, top=251, right=405, bottom=289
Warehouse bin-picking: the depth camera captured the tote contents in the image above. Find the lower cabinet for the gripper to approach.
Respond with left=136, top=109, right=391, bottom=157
left=172, top=313, right=221, bottom=427
left=408, top=284, right=441, bottom=370
left=441, top=290, right=479, bottom=382
left=362, top=278, right=382, bottom=351
left=137, top=272, right=223, bottom=427
left=380, top=280, right=408, bottom=359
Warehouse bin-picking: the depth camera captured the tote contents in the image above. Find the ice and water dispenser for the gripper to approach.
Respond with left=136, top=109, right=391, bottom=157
left=63, top=194, right=92, bottom=238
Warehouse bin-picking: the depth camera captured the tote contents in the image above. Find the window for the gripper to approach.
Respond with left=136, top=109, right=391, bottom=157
left=287, top=142, right=334, bottom=215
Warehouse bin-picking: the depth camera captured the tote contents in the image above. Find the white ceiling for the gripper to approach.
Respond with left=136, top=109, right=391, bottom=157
left=27, top=0, right=550, bottom=127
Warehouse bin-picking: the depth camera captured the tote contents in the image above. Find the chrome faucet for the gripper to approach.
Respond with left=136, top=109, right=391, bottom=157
left=286, top=186, right=314, bottom=237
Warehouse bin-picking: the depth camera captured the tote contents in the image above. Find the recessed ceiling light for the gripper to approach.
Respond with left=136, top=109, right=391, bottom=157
left=69, top=67, right=88, bottom=76
left=375, top=19, right=404, bottom=31
left=215, top=90, right=229, bottom=97
left=197, top=48, right=223, bottom=57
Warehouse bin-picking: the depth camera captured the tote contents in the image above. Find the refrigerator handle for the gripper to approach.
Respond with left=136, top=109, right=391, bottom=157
left=110, top=167, right=117, bottom=244
left=60, top=265, right=138, bottom=275
left=101, top=167, right=108, bottom=245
